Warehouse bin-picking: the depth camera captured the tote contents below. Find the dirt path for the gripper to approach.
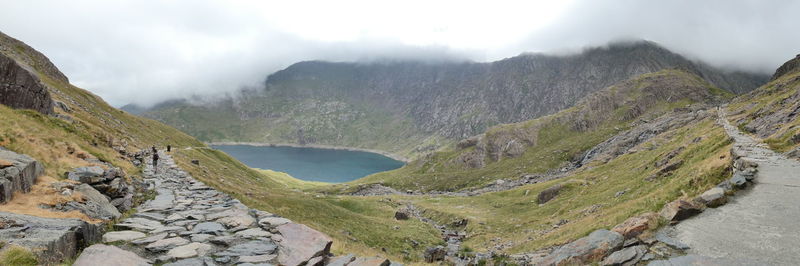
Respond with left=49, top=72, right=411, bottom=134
left=661, top=109, right=800, bottom=265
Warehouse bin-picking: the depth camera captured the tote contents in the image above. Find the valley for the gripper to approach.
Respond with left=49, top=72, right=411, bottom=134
left=1, top=13, right=799, bottom=265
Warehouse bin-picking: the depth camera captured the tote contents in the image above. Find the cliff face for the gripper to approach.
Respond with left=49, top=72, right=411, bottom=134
left=144, top=41, right=767, bottom=157
left=0, top=53, right=54, bottom=114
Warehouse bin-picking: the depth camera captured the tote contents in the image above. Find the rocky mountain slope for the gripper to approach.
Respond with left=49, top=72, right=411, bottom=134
left=348, top=69, right=732, bottom=191
left=142, top=41, right=767, bottom=158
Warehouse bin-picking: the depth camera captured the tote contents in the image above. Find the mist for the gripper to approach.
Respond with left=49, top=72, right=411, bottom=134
left=0, top=0, right=798, bottom=107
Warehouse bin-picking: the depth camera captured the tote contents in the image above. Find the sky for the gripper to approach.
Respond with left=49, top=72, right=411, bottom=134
left=1, top=0, right=798, bottom=107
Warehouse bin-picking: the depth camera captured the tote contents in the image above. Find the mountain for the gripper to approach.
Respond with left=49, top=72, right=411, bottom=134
left=142, top=41, right=767, bottom=158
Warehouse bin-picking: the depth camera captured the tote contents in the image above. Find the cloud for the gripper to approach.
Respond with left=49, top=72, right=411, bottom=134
left=0, top=0, right=797, bottom=107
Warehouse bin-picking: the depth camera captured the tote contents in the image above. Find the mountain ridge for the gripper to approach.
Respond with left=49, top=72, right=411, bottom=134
left=142, top=40, right=767, bottom=159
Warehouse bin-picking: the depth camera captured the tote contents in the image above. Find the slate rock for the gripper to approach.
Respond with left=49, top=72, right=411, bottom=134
left=258, top=217, right=292, bottom=228
left=73, top=244, right=150, bottom=266
left=0, top=211, right=101, bottom=264
left=659, top=200, right=702, bottom=224
left=167, top=242, right=213, bottom=259
left=698, top=187, right=726, bottom=207
left=349, top=257, right=391, bottom=266
left=192, top=222, right=226, bottom=235
left=102, top=230, right=146, bottom=243
left=424, top=246, right=447, bottom=263
left=276, top=223, right=333, bottom=266
left=73, top=184, right=122, bottom=220
left=146, top=237, right=190, bottom=252
left=235, top=228, right=272, bottom=238
left=538, top=229, right=624, bottom=265
left=612, top=213, right=658, bottom=239
left=68, top=166, right=106, bottom=184
left=327, top=254, right=356, bottom=266
left=219, top=240, right=277, bottom=257
left=601, top=245, right=646, bottom=266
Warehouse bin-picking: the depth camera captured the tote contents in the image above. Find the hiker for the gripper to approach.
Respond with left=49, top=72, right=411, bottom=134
left=167, top=144, right=172, bottom=152
left=152, top=146, right=159, bottom=172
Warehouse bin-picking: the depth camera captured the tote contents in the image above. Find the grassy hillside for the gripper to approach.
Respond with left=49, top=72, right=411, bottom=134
left=0, top=32, right=443, bottom=262
left=342, top=69, right=732, bottom=192
left=407, top=116, right=731, bottom=253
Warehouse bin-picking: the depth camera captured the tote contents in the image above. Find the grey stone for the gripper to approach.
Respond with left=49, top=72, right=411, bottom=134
left=191, top=233, right=215, bottom=242
left=146, top=237, right=190, bottom=252
left=67, top=166, right=106, bottom=184
left=698, top=187, right=726, bottom=207
left=132, top=232, right=169, bottom=245
left=602, top=245, right=646, bottom=266
left=238, top=254, right=278, bottom=263
left=655, top=231, right=689, bottom=250
left=219, top=240, right=277, bottom=257
left=73, top=244, right=150, bottom=266
left=73, top=184, right=122, bottom=220
left=0, top=149, right=43, bottom=201
left=538, top=229, right=624, bottom=265
left=0, top=211, right=102, bottom=265
left=327, top=254, right=356, bottom=266
left=276, top=223, right=333, bottom=266
left=235, top=228, right=272, bottom=238
left=102, top=230, right=147, bottom=243
left=258, top=217, right=291, bottom=228
left=647, top=255, right=750, bottom=266
left=424, top=246, right=446, bottom=263
left=193, top=222, right=226, bottom=235
left=167, top=242, right=213, bottom=259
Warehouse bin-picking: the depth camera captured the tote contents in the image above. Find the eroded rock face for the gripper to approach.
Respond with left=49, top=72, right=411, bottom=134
left=276, top=223, right=333, bottom=266
left=0, top=53, right=54, bottom=114
left=0, top=211, right=102, bottom=265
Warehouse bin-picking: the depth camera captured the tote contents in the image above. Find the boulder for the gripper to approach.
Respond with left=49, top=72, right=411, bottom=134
left=601, top=245, right=646, bottom=266
left=538, top=184, right=564, bottom=204
left=423, top=246, right=447, bottom=263
left=538, top=229, right=624, bottom=265
left=350, top=257, right=391, bottom=266
left=698, top=187, right=726, bottom=207
left=0, top=212, right=102, bottom=265
left=276, top=223, right=333, bottom=266
left=659, top=200, right=702, bottom=224
left=611, top=213, right=658, bottom=239
left=102, top=230, right=146, bottom=243
left=0, top=53, right=55, bottom=114
left=73, top=244, right=150, bottom=266
left=67, top=166, right=106, bottom=184
left=0, top=149, right=43, bottom=202
left=73, top=183, right=122, bottom=219
left=394, top=208, right=411, bottom=220
left=730, top=172, right=748, bottom=188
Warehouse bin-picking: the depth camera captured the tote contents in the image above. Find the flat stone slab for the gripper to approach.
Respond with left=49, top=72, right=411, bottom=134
left=0, top=211, right=101, bottom=264
left=103, top=230, right=147, bottom=243
left=73, top=244, right=151, bottom=266
left=277, top=223, right=333, bottom=266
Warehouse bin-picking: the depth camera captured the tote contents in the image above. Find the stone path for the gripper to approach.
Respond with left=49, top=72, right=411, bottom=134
left=660, top=109, right=800, bottom=265
left=76, top=151, right=336, bottom=266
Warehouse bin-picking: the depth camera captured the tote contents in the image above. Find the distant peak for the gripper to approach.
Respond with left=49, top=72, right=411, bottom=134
left=770, top=54, right=800, bottom=81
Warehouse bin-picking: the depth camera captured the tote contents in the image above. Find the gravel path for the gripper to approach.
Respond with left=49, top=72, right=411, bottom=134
left=662, top=109, right=800, bottom=265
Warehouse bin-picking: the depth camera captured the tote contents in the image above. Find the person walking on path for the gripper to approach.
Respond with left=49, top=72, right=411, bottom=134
left=152, top=146, right=159, bottom=173
left=167, top=144, right=171, bottom=152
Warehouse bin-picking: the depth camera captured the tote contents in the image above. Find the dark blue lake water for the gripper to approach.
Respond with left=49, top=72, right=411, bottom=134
left=211, top=145, right=405, bottom=183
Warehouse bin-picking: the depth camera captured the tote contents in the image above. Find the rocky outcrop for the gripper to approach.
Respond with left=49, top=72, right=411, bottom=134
left=0, top=52, right=54, bottom=114
left=771, top=54, right=800, bottom=81
left=537, top=184, right=563, bottom=204
left=0, top=148, right=44, bottom=203
left=0, top=211, right=102, bottom=265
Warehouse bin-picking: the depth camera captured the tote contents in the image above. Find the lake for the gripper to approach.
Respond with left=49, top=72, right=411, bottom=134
left=211, top=144, right=405, bottom=183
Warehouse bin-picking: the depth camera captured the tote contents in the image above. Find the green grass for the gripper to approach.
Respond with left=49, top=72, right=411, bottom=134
left=0, top=245, right=37, bottom=266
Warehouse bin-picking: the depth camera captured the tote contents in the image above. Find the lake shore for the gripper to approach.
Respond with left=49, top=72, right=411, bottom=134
left=205, top=141, right=410, bottom=163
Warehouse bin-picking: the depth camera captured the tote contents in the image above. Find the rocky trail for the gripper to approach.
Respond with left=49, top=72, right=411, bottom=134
left=73, top=151, right=398, bottom=266
left=655, top=109, right=800, bottom=265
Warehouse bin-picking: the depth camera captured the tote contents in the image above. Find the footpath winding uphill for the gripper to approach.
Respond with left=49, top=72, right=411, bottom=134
left=74, top=152, right=395, bottom=266
left=658, top=109, right=800, bottom=265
